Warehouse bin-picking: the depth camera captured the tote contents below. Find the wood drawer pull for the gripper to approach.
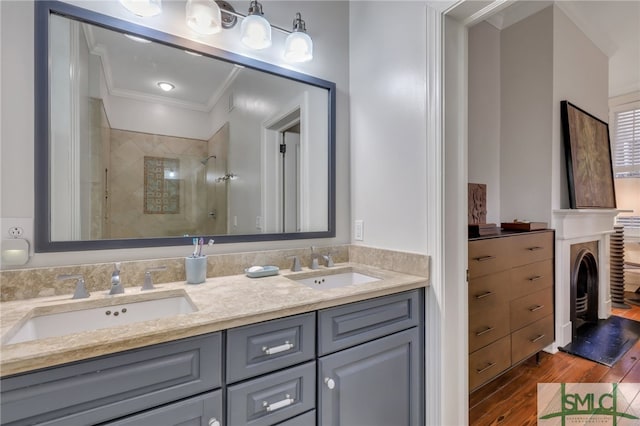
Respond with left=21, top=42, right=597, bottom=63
left=527, top=246, right=544, bottom=251
left=476, top=362, right=496, bottom=374
left=475, top=326, right=495, bottom=336
left=529, top=305, right=544, bottom=312
left=474, top=255, right=496, bottom=262
left=475, top=291, right=494, bottom=300
left=530, top=334, right=546, bottom=343
left=528, top=275, right=543, bottom=282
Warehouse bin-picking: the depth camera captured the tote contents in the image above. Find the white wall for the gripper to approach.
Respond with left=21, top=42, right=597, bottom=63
left=0, top=0, right=350, bottom=268
left=500, top=6, right=554, bottom=224
left=552, top=5, right=609, bottom=212
left=468, top=22, right=501, bottom=225
left=349, top=1, right=428, bottom=253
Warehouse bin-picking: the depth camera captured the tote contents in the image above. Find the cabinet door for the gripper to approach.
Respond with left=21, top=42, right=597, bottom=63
left=103, top=390, right=222, bottom=426
left=318, top=328, right=422, bottom=426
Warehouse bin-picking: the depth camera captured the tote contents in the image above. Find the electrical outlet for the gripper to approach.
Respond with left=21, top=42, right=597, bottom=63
left=8, top=227, right=23, bottom=237
left=354, top=220, right=364, bottom=241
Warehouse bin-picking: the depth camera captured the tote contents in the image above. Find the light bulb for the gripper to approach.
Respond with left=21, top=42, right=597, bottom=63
left=186, top=0, right=222, bottom=35
left=241, top=2, right=271, bottom=50
left=118, top=0, right=162, bottom=17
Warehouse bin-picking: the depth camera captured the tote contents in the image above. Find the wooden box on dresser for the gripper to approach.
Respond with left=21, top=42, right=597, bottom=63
left=468, top=229, right=555, bottom=391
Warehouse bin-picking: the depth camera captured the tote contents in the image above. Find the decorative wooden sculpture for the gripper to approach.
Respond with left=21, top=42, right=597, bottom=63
left=468, top=183, right=487, bottom=224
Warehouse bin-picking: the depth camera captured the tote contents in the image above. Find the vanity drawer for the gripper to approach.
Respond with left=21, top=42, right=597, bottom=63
left=103, top=390, right=222, bottom=426
left=469, top=335, right=511, bottom=391
left=510, top=288, right=553, bottom=331
left=468, top=270, right=509, bottom=316
left=511, top=315, right=554, bottom=364
left=468, top=239, right=508, bottom=278
left=227, top=361, right=316, bottom=426
left=509, top=259, right=554, bottom=300
left=226, top=312, right=316, bottom=383
left=469, top=308, right=510, bottom=353
left=276, top=410, right=316, bottom=426
left=317, top=290, right=421, bottom=355
left=0, top=333, right=221, bottom=426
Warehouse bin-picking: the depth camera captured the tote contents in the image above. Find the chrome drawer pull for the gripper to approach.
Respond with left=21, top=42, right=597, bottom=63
left=529, top=305, right=544, bottom=312
left=476, top=326, right=495, bottom=336
left=528, top=275, right=543, bottom=282
left=262, top=341, right=294, bottom=355
left=263, top=395, right=295, bottom=412
left=530, top=334, right=546, bottom=343
left=527, top=246, right=543, bottom=251
left=475, top=291, right=494, bottom=300
left=474, top=255, right=496, bottom=262
left=476, top=362, right=496, bottom=374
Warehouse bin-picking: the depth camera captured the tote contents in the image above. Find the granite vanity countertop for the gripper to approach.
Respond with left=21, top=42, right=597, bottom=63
left=0, top=263, right=428, bottom=377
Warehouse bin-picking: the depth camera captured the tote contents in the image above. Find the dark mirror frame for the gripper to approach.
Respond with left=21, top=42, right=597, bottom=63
left=34, top=0, right=336, bottom=252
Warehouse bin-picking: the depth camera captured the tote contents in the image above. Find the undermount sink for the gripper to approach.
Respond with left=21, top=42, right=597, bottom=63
left=3, top=291, right=197, bottom=346
left=288, top=268, right=381, bottom=290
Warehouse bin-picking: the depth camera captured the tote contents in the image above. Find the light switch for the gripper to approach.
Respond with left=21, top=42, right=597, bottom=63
left=354, top=220, right=364, bottom=241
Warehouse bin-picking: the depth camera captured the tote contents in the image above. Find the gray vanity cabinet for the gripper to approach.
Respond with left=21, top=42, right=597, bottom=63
left=0, top=333, right=221, bottom=426
left=225, top=312, right=316, bottom=426
left=317, top=290, right=423, bottom=426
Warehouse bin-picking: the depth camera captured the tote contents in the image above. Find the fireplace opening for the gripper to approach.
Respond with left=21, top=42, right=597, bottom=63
left=570, top=241, right=599, bottom=337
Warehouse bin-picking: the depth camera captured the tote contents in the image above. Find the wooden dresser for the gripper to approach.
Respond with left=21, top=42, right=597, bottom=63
left=468, top=230, right=555, bottom=391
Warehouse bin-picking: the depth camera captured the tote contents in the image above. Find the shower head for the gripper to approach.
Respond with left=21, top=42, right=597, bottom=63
left=200, top=155, right=216, bottom=165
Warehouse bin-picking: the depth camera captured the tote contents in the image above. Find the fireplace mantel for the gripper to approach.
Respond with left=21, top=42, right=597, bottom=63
left=551, top=209, right=626, bottom=350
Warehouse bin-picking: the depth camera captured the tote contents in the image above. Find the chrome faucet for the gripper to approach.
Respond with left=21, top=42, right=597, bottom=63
left=142, top=266, right=167, bottom=291
left=58, top=274, right=89, bottom=299
left=288, top=255, right=302, bottom=272
left=109, top=262, right=125, bottom=295
left=310, top=246, right=322, bottom=269
left=323, top=254, right=335, bottom=268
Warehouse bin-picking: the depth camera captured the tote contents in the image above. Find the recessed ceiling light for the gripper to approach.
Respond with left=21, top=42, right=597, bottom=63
left=157, top=82, right=175, bottom=92
left=124, top=34, right=152, bottom=43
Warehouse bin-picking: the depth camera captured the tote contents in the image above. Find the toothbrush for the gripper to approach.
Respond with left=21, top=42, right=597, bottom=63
left=192, top=238, right=198, bottom=257
left=198, top=237, right=204, bottom=257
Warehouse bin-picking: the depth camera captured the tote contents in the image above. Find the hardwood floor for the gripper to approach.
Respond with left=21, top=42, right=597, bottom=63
left=469, top=295, right=640, bottom=425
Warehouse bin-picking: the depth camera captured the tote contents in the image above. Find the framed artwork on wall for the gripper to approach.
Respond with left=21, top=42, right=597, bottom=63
left=561, top=101, right=617, bottom=209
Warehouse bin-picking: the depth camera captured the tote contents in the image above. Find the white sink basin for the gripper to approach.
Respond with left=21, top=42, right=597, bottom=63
left=290, top=269, right=380, bottom=289
left=4, top=292, right=197, bottom=346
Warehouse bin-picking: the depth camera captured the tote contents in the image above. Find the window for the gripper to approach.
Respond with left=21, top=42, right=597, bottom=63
left=612, top=106, right=640, bottom=178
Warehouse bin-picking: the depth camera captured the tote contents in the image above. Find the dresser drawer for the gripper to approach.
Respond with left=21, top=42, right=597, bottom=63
left=469, top=238, right=508, bottom=278
left=468, top=270, right=509, bottom=316
left=227, top=312, right=316, bottom=383
left=510, top=288, right=553, bottom=331
left=227, top=361, right=316, bottom=426
left=511, top=315, right=554, bottom=364
left=509, top=259, right=554, bottom=300
left=469, top=308, right=510, bottom=353
left=0, top=333, right=221, bottom=426
left=317, top=290, right=420, bottom=356
left=502, top=232, right=553, bottom=268
left=469, top=335, right=511, bottom=391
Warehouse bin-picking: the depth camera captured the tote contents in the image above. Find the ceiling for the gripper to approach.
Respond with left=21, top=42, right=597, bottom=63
left=485, top=0, right=640, bottom=98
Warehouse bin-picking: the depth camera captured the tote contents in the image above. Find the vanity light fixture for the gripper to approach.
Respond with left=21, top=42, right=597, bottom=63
left=119, top=0, right=313, bottom=62
left=240, top=1, right=272, bottom=50
left=118, top=0, right=162, bottom=17
left=157, top=81, right=175, bottom=91
left=284, top=13, right=313, bottom=63
left=186, top=0, right=223, bottom=35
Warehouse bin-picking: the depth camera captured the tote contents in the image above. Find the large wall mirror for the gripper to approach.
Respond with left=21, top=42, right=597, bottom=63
left=35, top=1, right=336, bottom=252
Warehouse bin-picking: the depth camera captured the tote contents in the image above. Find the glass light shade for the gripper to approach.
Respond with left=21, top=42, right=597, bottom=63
left=118, top=0, right=162, bottom=17
left=186, top=0, right=222, bottom=35
left=284, top=31, right=313, bottom=62
left=241, top=14, right=272, bottom=50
